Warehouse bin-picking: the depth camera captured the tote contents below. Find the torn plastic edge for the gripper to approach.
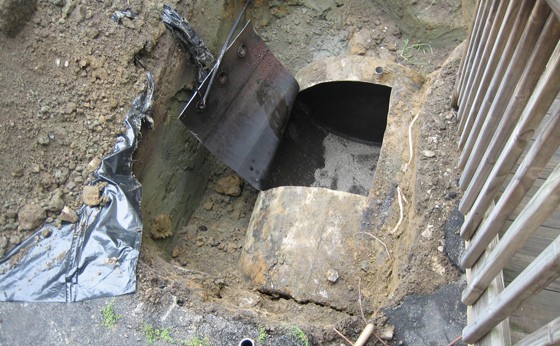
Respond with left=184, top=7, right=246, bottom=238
left=0, top=73, right=154, bottom=302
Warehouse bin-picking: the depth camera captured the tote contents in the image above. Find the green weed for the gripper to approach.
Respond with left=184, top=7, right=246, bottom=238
left=144, top=324, right=181, bottom=345
left=290, top=326, right=309, bottom=346
left=101, top=299, right=121, bottom=328
left=184, top=336, right=210, bottom=346
left=258, top=326, right=268, bottom=343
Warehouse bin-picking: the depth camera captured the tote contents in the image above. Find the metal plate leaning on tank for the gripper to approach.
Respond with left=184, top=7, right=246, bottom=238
left=180, top=22, right=299, bottom=190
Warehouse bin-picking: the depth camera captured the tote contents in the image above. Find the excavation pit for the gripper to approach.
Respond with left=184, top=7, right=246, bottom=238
left=135, top=55, right=427, bottom=326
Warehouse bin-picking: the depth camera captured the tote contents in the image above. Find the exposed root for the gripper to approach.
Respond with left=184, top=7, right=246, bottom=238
left=333, top=328, right=353, bottom=346
left=389, top=186, right=404, bottom=235
left=359, top=232, right=391, bottom=260
left=405, top=112, right=420, bottom=172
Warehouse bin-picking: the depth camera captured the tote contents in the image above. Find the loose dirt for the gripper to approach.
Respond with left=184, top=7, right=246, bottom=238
left=0, top=0, right=469, bottom=344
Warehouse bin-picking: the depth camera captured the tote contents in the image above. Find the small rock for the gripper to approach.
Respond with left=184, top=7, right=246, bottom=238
left=41, top=229, right=52, bottom=238
left=421, top=226, right=433, bottom=239
left=171, top=245, right=184, bottom=258
left=37, top=134, right=50, bottom=146
left=59, top=206, right=79, bottom=223
left=18, top=204, right=46, bottom=231
left=83, top=185, right=100, bottom=206
left=82, top=183, right=107, bottom=206
left=11, top=168, right=23, bottom=178
left=64, top=102, right=76, bottom=115
left=214, top=175, right=243, bottom=197
left=202, top=201, right=214, bottom=211
left=150, top=214, right=173, bottom=240
left=445, top=191, right=458, bottom=200
left=86, top=157, right=101, bottom=172
left=437, top=245, right=444, bottom=253
left=422, top=150, right=436, bottom=158
left=386, top=42, right=397, bottom=51
left=381, top=325, right=395, bottom=340
left=48, top=189, right=65, bottom=212
left=327, top=269, right=339, bottom=283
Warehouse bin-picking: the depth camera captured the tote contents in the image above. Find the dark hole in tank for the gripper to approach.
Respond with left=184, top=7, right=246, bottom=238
left=263, top=81, right=391, bottom=196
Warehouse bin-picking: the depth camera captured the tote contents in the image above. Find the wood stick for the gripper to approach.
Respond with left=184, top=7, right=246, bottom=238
left=462, top=161, right=560, bottom=305
left=457, top=0, right=511, bottom=151
left=354, top=324, right=374, bottom=346
left=462, top=234, right=560, bottom=344
left=461, top=102, right=560, bottom=268
left=459, top=36, right=560, bottom=240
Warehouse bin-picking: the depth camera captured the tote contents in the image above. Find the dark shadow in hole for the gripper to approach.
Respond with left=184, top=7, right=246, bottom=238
left=263, top=81, right=391, bottom=195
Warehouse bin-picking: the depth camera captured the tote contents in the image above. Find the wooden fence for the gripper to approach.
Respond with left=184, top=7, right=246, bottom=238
left=453, top=0, right=560, bottom=344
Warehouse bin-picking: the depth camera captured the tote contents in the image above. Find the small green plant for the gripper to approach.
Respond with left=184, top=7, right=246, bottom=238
left=101, top=299, right=121, bottom=328
left=290, top=326, right=309, bottom=346
left=258, top=326, right=268, bottom=343
left=400, top=38, right=433, bottom=61
left=144, top=324, right=180, bottom=345
left=184, top=336, right=210, bottom=346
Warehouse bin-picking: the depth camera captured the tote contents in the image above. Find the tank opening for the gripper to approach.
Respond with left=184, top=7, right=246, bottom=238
left=264, top=81, right=392, bottom=196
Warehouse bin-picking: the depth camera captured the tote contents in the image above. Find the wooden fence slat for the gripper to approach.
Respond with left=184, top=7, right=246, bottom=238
left=459, top=0, right=494, bottom=133
left=514, top=315, right=560, bottom=346
left=458, top=1, right=554, bottom=196
left=462, top=161, right=560, bottom=305
left=458, top=0, right=500, bottom=131
left=457, top=0, right=535, bottom=167
left=458, top=15, right=560, bottom=219
left=460, top=36, right=560, bottom=239
left=462, top=234, right=560, bottom=344
left=546, top=0, right=560, bottom=20
left=457, top=0, right=513, bottom=151
left=467, top=234, right=512, bottom=346
left=461, top=103, right=560, bottom=269
left=453, top=0, right=484, bottom=109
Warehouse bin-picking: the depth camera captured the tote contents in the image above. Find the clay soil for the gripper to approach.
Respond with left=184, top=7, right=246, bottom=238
left=0, top=0, right=469, bottom=344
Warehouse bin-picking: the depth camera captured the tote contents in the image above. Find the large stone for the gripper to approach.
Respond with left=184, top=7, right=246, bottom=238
left=18, top=204, right=46, bottom=231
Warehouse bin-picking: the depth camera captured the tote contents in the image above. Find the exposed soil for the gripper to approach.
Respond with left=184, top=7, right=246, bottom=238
left=0, top=0, right=469, bottom=344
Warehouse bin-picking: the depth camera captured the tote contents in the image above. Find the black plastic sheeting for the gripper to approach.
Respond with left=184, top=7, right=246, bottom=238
left=0, top=73, right=154, bottom=302
left=162, top=5, right=214, bottom=83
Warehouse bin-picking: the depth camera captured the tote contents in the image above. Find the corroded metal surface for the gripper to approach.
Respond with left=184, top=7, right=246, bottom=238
left=239, top=186, right=388, bottom=312
left=180, top=23, right=299, bottom=190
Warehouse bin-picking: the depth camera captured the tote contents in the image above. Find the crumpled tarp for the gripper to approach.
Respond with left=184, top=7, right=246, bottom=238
left=0, top=73, right=154, bottom=302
